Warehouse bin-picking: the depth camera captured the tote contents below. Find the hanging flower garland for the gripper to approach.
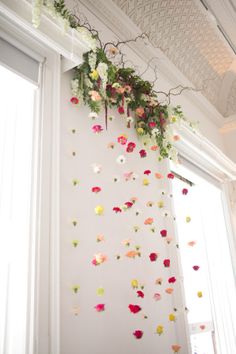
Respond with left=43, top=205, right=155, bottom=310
left=33, top=0, right=196, bottom=161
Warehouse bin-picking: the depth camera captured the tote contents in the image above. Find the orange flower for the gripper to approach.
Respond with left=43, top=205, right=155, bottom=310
left=126, top=250, right=140, bottom=258
left=135, top=107, right=145, bottom=117
left=144, top=217, right=154, bottom=225
left=172, top=344, right=181, bottom=352
left=151, top=145, right=158, bottom=151
left=165, top=288, right=174, bottom=294
left=155, top=173, right=163, bottom=179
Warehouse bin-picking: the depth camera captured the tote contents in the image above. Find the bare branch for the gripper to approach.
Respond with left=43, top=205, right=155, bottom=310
left=103, top=33, right=149, bottom=52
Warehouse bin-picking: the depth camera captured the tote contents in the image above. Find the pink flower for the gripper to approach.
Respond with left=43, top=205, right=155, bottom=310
left=182, top=188, right=188, bottom=195
left=94, top=304, right=105, bottom=312
left=92, top=125, right=103, bottom=133
left=124, top=172, right=134, bottom=181
left=144, top=170, right=151, bottom=175
left=124, top=201, right=133, bottom=208
left=167, top=173, right=175, bottom=179
left=153, top=293, right=161, bottom=301
left=89, top=90, right=102, bottom=101
left=135, top=107, right=145, bottom=117
left=139, top=149, right=147, bottom=158
left=168, top=276, right=176, bottom=284
left=149, top=252, right=158, bottom=262
left=160, top=229, right=167, bottom=237
left=117, top=135, right=127, bottom=145
left=118, top=106, right=125, bottom=114
left=113, top=207, right=122, bottom=213
left=70, top=96, right=79, bottom=104
left=91, top=186, right=101, bottom=193
left=137, top=290, right=144, bottom=298
left=126, top=142, right=136, bottom=153
left=133, top=330, right=143, bottom=339
left=193, top=265, right=200, bottom=271
left=128, top=304, right=142, bottom=314
left=163, top=259, right=170, bottom=267
left=148, top=121, right=156, bottom=128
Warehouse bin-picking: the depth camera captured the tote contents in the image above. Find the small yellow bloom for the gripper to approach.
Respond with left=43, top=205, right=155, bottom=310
left=197, top=291, right=203, bottom=298
left=72, top=240, right=79, bottom=247
left=131, top=279, right=139, bottom=289
left=89, top=69, right=99, bottom=80
left=143, top=178, right=149, bottom=186
left=186, top=216, right=191, bottom=223
left=170, top=116, right=177, bottom=123
left=95, top=205, right=104, bottom=215
left=156, top=325, right=164, bottom=335
left=96, top=287, right=105, bottom=296
left=157, top=200, right=164, bottom=208
left=137, top=127, right=144, bottom=135
left=169, top=313, right=176, bottom=322
left=72, top=285, right=80, bottom=293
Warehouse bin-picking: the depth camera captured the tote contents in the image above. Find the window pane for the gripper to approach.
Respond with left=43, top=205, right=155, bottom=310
left=0, top=65, right=36, bottom=354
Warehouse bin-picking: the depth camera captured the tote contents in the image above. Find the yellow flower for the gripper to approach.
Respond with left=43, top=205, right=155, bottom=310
left=96, top=287, right=105, bottom=296
left=143, top=178, right=149, bottom=186
left=197, top=291, right=203, bottom=298
left=89, top=69, right=99, bottom=80
left=131, top=279, right=139, bottom=289
left=72, top=285, right=80, bottom=294
left=156, top=325, right=164, bottom=335
left=72, top=240, right=79, bottom=247
left=169, top=313, right=176, bottom=322
left=186, top=216, right=191, bottom=223
left=137, top=127, right=144, bottom=135
left=170, top=116, right=177, bottom=123
left=95, top=205, right=104, bottom=215
left=157, top=200, right=164, bottom=208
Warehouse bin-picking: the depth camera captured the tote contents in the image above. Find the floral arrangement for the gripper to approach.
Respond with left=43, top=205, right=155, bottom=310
left=32, top=0, right=195, bottom=161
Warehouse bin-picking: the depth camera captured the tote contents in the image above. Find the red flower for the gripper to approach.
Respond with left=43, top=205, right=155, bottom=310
left=148, top=121, right=156, bottom=128
left=70, top=96, right=79, bottom=104
left=94, top=304, right=105, bottom=312
left=163, top=259, right=170, bottom=267
left=168, top=276, right=176, bottom=284
left=126, top=142, right=136, bottom=153
left=139, top=149, right=147, bottom=158
left=160, top=229, right=167, bottom=237
left=124, top=201, right=133, bottom=208
left=91, top=186, right=101, bottom=193
left=137, top=290, right=144, bottom=298
left=182, top=188, right=188, bottom=195
left=113, top=207, right=122, bottom=213
left=133, top=330, right=143, bottom=339
left=117, top=135, right=127, bottom=145
left=118, top=106, right=125, bottom=114
left=128, top=304, right=142, bottom=314
left=92, top=125, right=103, bottom=133
left=167, top=173, right=175, bottom=179
left=149, top=253, right=158, bottom=262
left=144, top=170, right=151, bottom=175
left=193, top=265, right=200, bottom=271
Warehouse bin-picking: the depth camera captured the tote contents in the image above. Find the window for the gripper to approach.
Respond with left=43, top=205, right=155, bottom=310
left=171, top=161, right=236, bottom=354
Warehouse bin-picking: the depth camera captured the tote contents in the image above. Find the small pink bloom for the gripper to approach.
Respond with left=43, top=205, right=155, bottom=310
left=129, top=304, right=142, bottom=314
left=70, top=96, right=79, bottom=104
left=151, top=145, right=158, bottom=151
left=188, top=241, right=196, bottom=247
left=163, top=259, right=170, bottom=267
left=118, top=106, right=125, bottom=114
left=92, top=125, right=103, bottom=133
left=135, top=107, right=145, bottom=117
left=94, top=304, right=105, bottom=312
left=89, top=90, right=102, bottom=101
left=139, top=149, right=147, bottom=158
left=148, top=121, right=156, bottom=128
left=117, top=135, right=127, bottom=145
left=144, top=170, right=151, bottom=175
left=113, top=207, right=122, bottom=213
left=153, top=293, right=161, bottom=301
left=149, top=252, right=158, bottom=262
left=137, top=290, right=144, bottom=298
left=133, top=330, right=143, bottom=339
left=173, top=135, right=180, bottom=141
left=124, top=172, right=134, bottom=181
left=193, top=265, right=200, bottom=271
left=168, top=276, right=176, bottom=284
left=144, top=217, right=154, bottom=225
left=126, top=142, right=136, bottom=153
left=182, top=188, right=188, bottom=195
left=167, top=173, right=175, bottom=179
left=124, top=85, right=132, bottom=93
left=91, top=186, right=101, bottom=193
left=160, top=229, right=167, bottom=237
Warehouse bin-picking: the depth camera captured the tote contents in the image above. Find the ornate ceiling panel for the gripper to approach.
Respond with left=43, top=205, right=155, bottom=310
left=112, top=0, right=235, bottom=117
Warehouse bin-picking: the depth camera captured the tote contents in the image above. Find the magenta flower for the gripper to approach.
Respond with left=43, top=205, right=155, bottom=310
left=163, top=259, right=170, bottom=267
left=94, top=304, right=105, bottom=312
left=139, top=149, right=147, bottom=158
left=92, top=125, right=103, bottom=133
left=133, top=330, right=143, bottom=339
left=160, top=229, right=167, bottom=237
left=168, top=276, right=176, bottom=284
left=126, top=142, right=136, bottom=153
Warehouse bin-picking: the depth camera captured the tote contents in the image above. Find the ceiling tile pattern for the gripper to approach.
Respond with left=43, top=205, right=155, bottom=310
left=226, top=80, right=236, bottom=116
left=113, top=0, right=234, bottom=115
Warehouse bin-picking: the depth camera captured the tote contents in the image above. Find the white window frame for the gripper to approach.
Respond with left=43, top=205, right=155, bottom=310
left=0, top=10, right=61, bottom=354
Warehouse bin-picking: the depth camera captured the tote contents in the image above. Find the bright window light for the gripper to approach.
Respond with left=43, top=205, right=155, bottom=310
left=0, top=65, right=37, bottom=354
left=171, top=162, right=236, bottom=354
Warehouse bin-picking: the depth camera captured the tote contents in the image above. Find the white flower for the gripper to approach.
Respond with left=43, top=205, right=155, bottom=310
left=113, top=175, right=120, bottom=183
left=71, top=79, right=79, bottom=96
left=152, top=128, right=160, bottom=136
left=92, top=163, right=102, bottom=174
left=97, top=62, right=108, bottom=89
left=112, top=83, right=121, bottom=88
left=88, top=52, right=97, bottom=71
left=116, top=155, right=126, bottom=164
left=127, top=116, right=134, bottom=124
left=89, top=112, right=98, bottom=119
left=159, top=189, right=167, bottom=196
left=132, top=173, right=139, bottom=181
left=162, top=209, right=171, bottom=218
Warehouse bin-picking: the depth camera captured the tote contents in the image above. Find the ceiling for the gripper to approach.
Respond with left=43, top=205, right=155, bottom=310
left=112, top=0, right=236, bottom=119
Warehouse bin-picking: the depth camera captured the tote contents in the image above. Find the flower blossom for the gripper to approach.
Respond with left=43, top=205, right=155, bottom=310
left=149, top=252, right=158, bottom=262
left=128, top=304, right=142, bottom=314
left=94, top=304, right=105, bottom=312
left=126, top=142, right=136, bottom=153
left=91, top=186, right=101, bottom=193
left=139, top=149, right=147, bottom=158
left=70, top=96, right=79, bottom=104
left=89, top=90, right=101, bottom=101
left=113, top=206, right=122, bottom=213
left=117, top=134, right=127, bottom=145
left=137, top=290, right=144, bottom=298
left=133, top=330, right=143, bottom=339
left=92, top=253, right=107, bottom=266
left=92, top=125, right=103, bottom=133
left=163, top=259, right=170, bottom=267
